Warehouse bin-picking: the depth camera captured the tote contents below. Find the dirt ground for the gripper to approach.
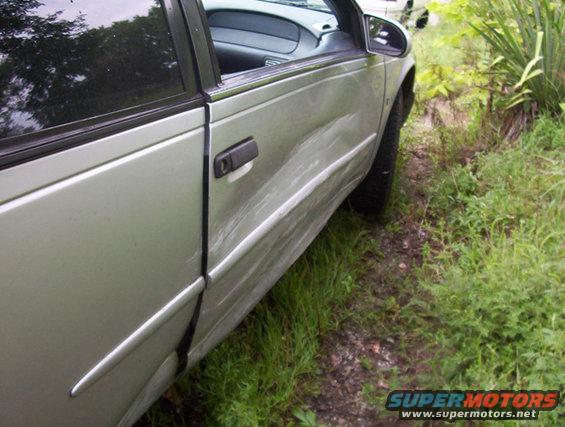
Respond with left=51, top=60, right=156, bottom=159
left=305, top=141, right=435, bottom=426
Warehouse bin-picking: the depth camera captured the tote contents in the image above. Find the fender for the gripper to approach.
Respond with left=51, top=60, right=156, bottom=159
left=383, top=55, right=416, bottom=126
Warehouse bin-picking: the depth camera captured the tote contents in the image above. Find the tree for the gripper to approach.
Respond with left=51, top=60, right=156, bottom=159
left=0, top=0, right=183, bottom=140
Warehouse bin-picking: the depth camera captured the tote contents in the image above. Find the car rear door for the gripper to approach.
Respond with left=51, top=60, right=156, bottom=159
left=185, top=0, right=387, bottom=361
left=0, top=1, right=205, bottom=425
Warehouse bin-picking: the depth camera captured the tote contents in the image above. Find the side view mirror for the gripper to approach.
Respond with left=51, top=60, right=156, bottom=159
left=363, top=15, right=412, bottom=58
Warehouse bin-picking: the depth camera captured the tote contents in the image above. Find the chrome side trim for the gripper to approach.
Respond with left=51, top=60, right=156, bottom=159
left=70, top=277, right=205, bottom=397
left=206, top=51, right=370, bottom=101
left=209, top=132, right=377, bottom=283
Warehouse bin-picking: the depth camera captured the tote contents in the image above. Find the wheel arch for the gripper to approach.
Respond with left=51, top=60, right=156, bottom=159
left=400, top=65, right=416, bottom=123
left=383, top=56, right=416, bottom=129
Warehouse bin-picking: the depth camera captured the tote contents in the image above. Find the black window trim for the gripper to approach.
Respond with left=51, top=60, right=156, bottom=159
left=0, top=0, right=204, bottom=171
left=164, top=0, right=201, bottom=93
left=0, top=95, right=205, bottom=170
left=181, top=0, right=223, bottom=89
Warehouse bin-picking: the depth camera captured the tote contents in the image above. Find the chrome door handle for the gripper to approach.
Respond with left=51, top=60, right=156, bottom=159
left=214, top=137, right=259, bottom=178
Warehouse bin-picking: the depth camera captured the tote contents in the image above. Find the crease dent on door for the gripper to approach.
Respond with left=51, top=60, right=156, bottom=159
left=188, top=56, right=385, bottom=363
left=210, top=130, right=376, bottom=283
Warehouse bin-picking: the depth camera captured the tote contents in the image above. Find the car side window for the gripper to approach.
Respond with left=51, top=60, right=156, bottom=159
left=200, top=0, right=356, bottom=78
left=0, top=0, right=188, bottom=141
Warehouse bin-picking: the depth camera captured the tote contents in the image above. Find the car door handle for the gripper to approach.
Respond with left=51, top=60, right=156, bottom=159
left=214, top=137, right=259, bottom=178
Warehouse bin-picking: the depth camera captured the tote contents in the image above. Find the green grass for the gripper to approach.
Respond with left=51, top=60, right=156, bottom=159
left=144, top=211, right=374, bottom=426
left=416, top=116, right=565, bottom=423
left=358, top=116, right=564, bottom=426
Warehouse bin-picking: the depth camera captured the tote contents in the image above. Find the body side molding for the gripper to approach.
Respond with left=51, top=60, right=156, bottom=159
left=70, top=277, right=205, bottom=397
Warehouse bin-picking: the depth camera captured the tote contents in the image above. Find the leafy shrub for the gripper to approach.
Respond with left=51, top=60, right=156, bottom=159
left=472, top=0, right=565, bottom=116
left=416, top=2, right=487, bottom=103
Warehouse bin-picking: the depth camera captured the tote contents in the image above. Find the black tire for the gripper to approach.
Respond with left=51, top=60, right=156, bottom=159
left=349, top=89, right=403, bottom=217
left=416, top=10, right=430, bottom=29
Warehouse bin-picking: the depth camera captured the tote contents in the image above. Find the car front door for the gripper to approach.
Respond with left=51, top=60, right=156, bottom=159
left=186, top=0, right=387, bottom=361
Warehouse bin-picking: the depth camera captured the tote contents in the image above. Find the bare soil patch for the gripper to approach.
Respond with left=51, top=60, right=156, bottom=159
left=305, top=142, right=436, bottom=426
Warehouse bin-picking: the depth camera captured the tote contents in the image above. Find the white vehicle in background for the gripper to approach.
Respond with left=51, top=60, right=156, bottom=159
left=356, top=0, right=431, bottom=28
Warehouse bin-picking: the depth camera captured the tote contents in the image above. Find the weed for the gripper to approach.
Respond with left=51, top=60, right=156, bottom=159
left=360, top=355, right=373, bottom=371
left=412, top=116, right=565, bottom=424
left=292, top=408, right=326, bottom=427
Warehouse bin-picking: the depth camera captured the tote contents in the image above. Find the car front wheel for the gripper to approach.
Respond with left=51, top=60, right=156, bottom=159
left=348, top=89, right=403, bottom=217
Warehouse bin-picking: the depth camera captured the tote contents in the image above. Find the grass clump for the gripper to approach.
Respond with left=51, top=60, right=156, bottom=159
left=427, top=0, right=564, bottom=138
left=416, top=116, right=565, bottom=423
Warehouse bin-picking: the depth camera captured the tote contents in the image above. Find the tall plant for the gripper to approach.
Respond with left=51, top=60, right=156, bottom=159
left=471, top=0, right=564, bottom=120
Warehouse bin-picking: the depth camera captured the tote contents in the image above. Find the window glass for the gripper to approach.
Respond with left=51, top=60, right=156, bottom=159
left=0, top=0, right=185, bottom=140
left=201, top=0, right=355, bottom=78
left=258, top=0, right=331, bottom=13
